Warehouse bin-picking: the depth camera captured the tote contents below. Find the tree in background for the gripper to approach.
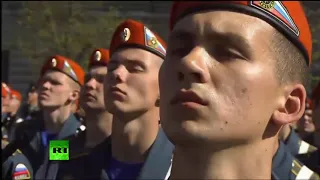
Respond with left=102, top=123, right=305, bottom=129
left=11, top=1, right=124, bottom=71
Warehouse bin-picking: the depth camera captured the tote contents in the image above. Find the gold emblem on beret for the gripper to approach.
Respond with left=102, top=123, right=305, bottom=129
left=259, top=1, right=275, bottom=10
left=94, top=51, right=102, bottom=61
left=51, top=58, right=57, bottom=67
left=148, top=37, right=158, bottom=48
left=121, top=28, right=131, bottom=42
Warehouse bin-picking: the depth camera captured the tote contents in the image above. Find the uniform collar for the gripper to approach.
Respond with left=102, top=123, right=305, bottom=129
left=56, top=114, right=81, bottom=140
left=272, top=141, right=294, bottom=180
left=285, top=128, right=301, bottom=155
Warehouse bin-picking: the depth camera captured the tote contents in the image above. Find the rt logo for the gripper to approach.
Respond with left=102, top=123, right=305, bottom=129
left=49, top=140, right=69, bottom=160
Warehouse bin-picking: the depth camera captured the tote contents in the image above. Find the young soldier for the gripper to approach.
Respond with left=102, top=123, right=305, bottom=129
left=36, top=48, right=113, bottom=179
left=2, top=83, right=12, bottom=140
left=2, top=82, right=11, bottom=115
left=4, top=55, right=84, bottom=172
left=19, top=81, right=40, bottom=121
left=160, top=1, right=319, bottom=179
left=83, top=19, right=173, bottom=179
left=298, top=82, right=320, bottom=173
left=81, top=48, right=113, bottom=148
left=4, top=90, right=24, bottom=141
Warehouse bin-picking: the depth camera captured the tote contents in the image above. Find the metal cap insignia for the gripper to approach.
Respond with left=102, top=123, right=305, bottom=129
left=122, top=28, right=131, bottom=42
left=51, top=58, right=57, bottom=67
left=95, top=51, right=102, bottom=61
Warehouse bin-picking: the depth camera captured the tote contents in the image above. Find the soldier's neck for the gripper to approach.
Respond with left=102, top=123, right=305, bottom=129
left=170, top=139, right=277, bottom=180
left=111, top=107, right=159, bottom=163
left=29, top=101, right=38, bottom=107
left=43, top=106, right=72, bottom=134
left=85, top=111, right=113, bottom=148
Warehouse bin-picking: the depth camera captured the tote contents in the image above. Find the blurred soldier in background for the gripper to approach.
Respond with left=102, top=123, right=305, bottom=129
left=2, top=90, right=24, bottom=141
left=2, top=82, right=11, bottom=116
left=2, top=83, right=11, bottom=140
left=19, top=81, right=40, bottom=121
left=297, top=98, right=316, bottom=144
left=298, top=82, right=320, bottom=173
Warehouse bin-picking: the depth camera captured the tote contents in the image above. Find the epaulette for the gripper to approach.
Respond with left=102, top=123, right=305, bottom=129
left=298, top=140, right=318, bottom=154
left=1, top=139, right=22, bottom=156
left=291, top=159, right=320, bottom=180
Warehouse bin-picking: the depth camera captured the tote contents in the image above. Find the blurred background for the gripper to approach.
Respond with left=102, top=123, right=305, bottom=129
left=1, top=1, right=319, bottom=100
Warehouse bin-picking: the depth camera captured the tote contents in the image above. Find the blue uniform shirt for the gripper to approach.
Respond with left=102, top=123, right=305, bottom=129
left=106, top=156, right=144, bottom=180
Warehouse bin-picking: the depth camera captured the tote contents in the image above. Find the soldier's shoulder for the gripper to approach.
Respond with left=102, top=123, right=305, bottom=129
left=291, top=158, right=319, bottom=180
left=69, top=126, right=89, bottom=159
left=11, top=161, right=33, bottom=180
left=1, top=139, right=9, bottom=149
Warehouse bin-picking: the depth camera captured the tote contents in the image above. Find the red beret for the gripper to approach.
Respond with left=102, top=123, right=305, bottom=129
left=2, top=83, right=11, bottom=98
left=312, top=82, right=320, bottom=105
left=110, top=19, right=166, bottom=59
left=170, top=1, right=312, bottom=65
left=40, top=55, right=85, bottom=86
left=88, top=48, right=110, bottom=69
left=11, top=90, right=22, bottom=102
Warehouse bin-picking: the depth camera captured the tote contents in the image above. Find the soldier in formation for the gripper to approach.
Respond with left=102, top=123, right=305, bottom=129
left=1, top=1, right=320, bottom=179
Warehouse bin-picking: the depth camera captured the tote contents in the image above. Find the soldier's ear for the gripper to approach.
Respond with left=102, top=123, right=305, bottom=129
left=69, top=90, right=80, bottom=102
left=272, top=84, right=306, bottom=126
left=155, top=96, right=160, bottom=107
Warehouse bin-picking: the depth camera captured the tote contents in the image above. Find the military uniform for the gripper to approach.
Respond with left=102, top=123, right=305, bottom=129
left=19, top=82, right=40, bottom=121
left=35, top=127, right=88, bottom=179
left=37, top=128, right=173, bottom=180
left=285, top=127, right=318, bottom=156
left=4, top=55, right=85, bottom=173
left=272, top=141, right=319, bottom=180
left=2, top=112, right=25, bottom=142
left=2, top=139, right=33, bottom=180
left=3, top=89, right=24, bottom=142
left=80, top=19, right=172, bottom=180
left=3, top=113, right=81, bottom=173
left=85, top=128, right=173, bottom=180
left=36, top=47, right=113, bottom=179
left=297, top=149, right=320, bottom=174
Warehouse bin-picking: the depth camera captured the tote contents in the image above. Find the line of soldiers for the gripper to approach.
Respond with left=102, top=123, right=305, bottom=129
left=1, top=1, right=320, bottom=180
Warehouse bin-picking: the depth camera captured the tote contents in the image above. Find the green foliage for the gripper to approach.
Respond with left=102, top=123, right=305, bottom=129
left=11, top=1, right=124, bottom=71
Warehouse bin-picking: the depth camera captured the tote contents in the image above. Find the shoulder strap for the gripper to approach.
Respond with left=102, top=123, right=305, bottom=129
left=1, top=134, right=29, bottom=164
left=292, top=160, right=320, bottom=180
left=138, top=128, right=174, bottom=180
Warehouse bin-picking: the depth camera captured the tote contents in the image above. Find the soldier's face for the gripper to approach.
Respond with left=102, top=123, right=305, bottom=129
left=81, top=66, right=108, bottom=112
left=28, top=90, right=38, bottom=104
left=160, top=11, right=297, bottom=147
left=104, top=48, right=162, bottom=116
left=38, top=71, right=76, bottom=108
left=8, top=98, right=21, bottom=114
left=298, top=108, right=315, bottom=133
left=1, top=96, right=10, bottom=113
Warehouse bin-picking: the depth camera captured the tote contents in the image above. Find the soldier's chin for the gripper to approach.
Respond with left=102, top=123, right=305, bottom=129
left=39, top=101, right=58, bottom=109
left=105, top=101, right=133, bottom=115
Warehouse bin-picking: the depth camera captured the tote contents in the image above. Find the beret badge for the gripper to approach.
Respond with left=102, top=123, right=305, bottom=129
left=122, top=28, right=131, bottom=42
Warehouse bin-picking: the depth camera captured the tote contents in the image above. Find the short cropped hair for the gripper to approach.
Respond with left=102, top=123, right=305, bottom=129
left=272, top=31, right=309, bottom=87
